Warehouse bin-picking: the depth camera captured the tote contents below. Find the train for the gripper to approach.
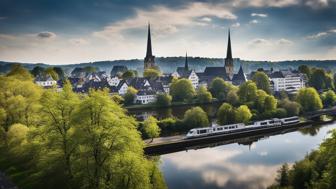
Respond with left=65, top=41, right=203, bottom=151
left=185, top=116, right=300, bottom=139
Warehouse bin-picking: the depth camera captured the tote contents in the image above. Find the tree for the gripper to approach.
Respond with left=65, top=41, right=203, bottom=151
left=321, top=90, right=336, bottom=108
left=227, top=90, right=239, bottom=106
left=53, top=67, right=65, bottom=79
left=196, top=86, right=212, bottom=103
left=39, top=80, right=80, bottom=181
left=124, top=87, right=138, bottom=105
left=31, top=66, right=45, bottom=77
left=298, top=65, right=311, bottom=78
left=170, top=78, right=195, bottom=102
left=143, top=68, right=161, bottom=79
left=122, top=70, right=137, bottom=79
left=6, top=64, right=33, bottom=80
left=264, top=95, right=277, bottom=112
left=235, top=105, right=252, bottom=124
left=296, top=87, right=323, bottom=112
left=183, top=107, right=209, bottom=129
left=279, top=99, right=300, bottom=116
left=111, top=94, right=124, bottom=104
left=209, top=77, right=234, bottom=101
left=252, top=71, right=271, bottom=94
left=73, top=89, right=152, bottom=189
left=156, top=93, right=172, bottom=107
left=143, top=116, right=161, bottom=142
left=7, top=123, right=29, bottom=149
left=238, top=81, right=258, bottom=104
left=217, top=103, right=235, bottom=125
left=45, top=67, right=59, bottom=80
left=309, top=68, right=333, bottom=91
left=276, top=163, right=290, bottom=187
left=83, top=66, right=97, bottom=73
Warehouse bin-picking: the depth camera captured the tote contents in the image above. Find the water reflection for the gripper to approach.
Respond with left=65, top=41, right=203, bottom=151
left=160, top=122, right=336, bottom=189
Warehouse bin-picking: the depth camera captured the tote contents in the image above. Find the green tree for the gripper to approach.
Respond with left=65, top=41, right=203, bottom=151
left=275, top=163, right=290, bottom=187
left=183, top=107, right=209, bottom=129
left=31, top=66, right=45, bottom=77
left=124, top=87, right=138, bottom=105
left=156, top=93, right=172, bottom=107
left=279, top=99, right=300, bottom=116
left=83, top=66, right=97, bottom=73
left=6, top=64, right=33, bottom=80
left=39, top=80, right=80, bottom=181
left=209, top=77, right=234, bottom=101
left=227, top=90, right=239, bottom=106
left=235, top=105, right=252, bottom=124
left=309, top=68, right=333, bottom=91
left=45, top=67, right=59, bottom=80
left=143, top=68, right=161, bottom=79
left=6, top=123, right=29, bottom=150
left=111, top=94, right=124, bottom=104
left=143, top=116, right=161, bottom=142
left=217, top=103, right=235, bottom=125
left=264, top=95, right=277, bottom=112
left=298, top=65, right=311, bottom=78
left=122, top=70, right=137, bottom=79
left=321, top=90, right=336, bottom=108
left=252, top=71, right=271, bottom=94
left=170, top=78, right=195, bottom=102
left=196, top=86, right=212, bottom=103
left=238, top=81, right=258, bottom=104
left=296, top=87, right=323, bottom=112
left=73, top=89, right=151, bottom=189
left=53, top=67, right=65, bottom=79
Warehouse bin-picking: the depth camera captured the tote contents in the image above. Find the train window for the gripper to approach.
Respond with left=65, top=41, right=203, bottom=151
left=224, top=127, right=228, bottom=129
left=213, top=128, right=216, bottom=131
left=261, top=122, right=267, bottom=125
left=199, top=130, right=207, bottom=134
left=217, top=128, right=223, bottom=131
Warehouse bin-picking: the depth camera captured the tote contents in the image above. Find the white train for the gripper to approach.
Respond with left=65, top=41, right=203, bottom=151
left=186, top=116, right=300, bottom=139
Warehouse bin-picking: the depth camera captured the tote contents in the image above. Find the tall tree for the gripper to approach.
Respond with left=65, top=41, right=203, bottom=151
left=183, top=107, right=209, bottom=129
left=209, top=77, right=234, bottom=101
left=252, top=71, right=271, bottom=94
left=238, top=81, right=258, bottom=104
left=73, top=89, right=151, bottom=189
left=39, top=80, right=80, bottom=181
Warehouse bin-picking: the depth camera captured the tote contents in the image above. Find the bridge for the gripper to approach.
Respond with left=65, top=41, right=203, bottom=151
left=304, top=106, right=336, bottom=119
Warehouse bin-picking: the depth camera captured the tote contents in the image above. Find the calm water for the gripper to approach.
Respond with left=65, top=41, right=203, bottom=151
left=159, top=122, right=336, bottom=189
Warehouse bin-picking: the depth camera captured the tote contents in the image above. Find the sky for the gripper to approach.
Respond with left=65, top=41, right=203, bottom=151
left=0, top=0, right=336, bottom=64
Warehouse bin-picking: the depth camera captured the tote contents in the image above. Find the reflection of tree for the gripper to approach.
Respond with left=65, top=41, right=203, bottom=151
left=157, top=108, right=172, bottom=119
left=147, top=156, right=168, bottom=189
left=299, top=126, right=321, bottom=136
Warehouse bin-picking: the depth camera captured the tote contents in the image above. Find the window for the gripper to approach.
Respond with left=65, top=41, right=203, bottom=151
left=199, top=129, right=207, bottom=134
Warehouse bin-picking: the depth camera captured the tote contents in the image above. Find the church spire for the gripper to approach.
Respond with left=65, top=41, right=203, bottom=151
left=185, top=52, right=189, bottom=70
left=226, top=29, right=232, bottom=59
left=146, top=23, right=152, bottom=57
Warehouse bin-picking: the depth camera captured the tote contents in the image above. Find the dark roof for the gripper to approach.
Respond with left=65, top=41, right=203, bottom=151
left=137, top=89, right=156, bottom=96
left=203, top=67, right=229, bottom=80
left=35, top=74, right=54, bottom=82
left=111, top=65, right=128, bottom=76
left=155, top=76, right=173, bottom=85
left=176, top=67, right=192, bottom=78
left=232, top=66, right=247, bottom=85
left=127, top=77, right=151, bottom=90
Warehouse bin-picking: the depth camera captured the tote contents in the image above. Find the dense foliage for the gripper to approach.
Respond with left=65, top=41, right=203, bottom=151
left=0, top=66, right=166, bottom=189
left=170, top=78, right=195, bottom=102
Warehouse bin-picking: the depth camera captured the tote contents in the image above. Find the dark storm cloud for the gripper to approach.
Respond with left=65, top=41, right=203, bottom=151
left=37, top=31, right=56, bottom=38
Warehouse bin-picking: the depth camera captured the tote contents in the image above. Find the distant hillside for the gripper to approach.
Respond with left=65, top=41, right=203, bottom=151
left=1, top=58, right=336, bottom=75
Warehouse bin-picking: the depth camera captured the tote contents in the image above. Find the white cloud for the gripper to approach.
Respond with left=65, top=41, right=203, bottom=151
left=251, top=13, right=268, bottom=18
left=231, top=22, right=241, bottom=27
left=249, top=19, right=259, bottom=24
left=93, top=2, right=236, bottom=40
left=232, top=0, right=299, bottom=8
left=305, top=0, right=329, bottom=8
left=277, top=38, right=294, bottom=45
left=248, top=38, right=270, bottom=46
left=200, top=17, right=212, bottom=22
left=306, top=28, right=336, bottom=39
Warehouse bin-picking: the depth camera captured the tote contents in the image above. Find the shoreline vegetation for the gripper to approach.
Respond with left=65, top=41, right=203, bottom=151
left=1, top=64, right=336, bottom=189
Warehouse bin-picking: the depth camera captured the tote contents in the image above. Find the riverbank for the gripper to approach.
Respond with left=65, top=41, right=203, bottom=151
left=144, top=119, right=335, bottom=155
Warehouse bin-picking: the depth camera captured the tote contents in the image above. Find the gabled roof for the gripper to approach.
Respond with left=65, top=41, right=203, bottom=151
left=176, top=67, right=192, bottom=78
left=203, top=67, right=229, bottom=80
left=232, top=66, right=247, bottom=85
left=35, top=74, right=55, bottom=82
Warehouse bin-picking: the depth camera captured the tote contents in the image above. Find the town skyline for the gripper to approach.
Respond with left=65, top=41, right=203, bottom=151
left=0, top=0, right=336, bottom=64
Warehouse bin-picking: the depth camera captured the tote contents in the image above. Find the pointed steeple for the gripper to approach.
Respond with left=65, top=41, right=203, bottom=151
left=226, top=29, right=232, bottom=59
left=146, top=23, right=153, bottom=57
left=185, top=52, right=189, bottom=70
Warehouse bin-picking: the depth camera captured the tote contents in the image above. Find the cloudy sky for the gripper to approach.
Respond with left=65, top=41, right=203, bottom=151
left=0, top=0, right=336, bottom=64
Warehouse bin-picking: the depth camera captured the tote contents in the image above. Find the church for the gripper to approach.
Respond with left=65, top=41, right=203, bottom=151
left=144, top=23, right=156, bottom=70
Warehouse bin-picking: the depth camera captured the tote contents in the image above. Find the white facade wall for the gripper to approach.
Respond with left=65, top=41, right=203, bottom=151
left=270, top=75, right=305, bottom=93
left=136, top=94, right=156, bottom=104
left=35, top=80, right=57, bottom=87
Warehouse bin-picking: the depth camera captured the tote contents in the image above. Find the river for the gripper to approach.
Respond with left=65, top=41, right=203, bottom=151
left=158, top=121, right=336, bottom=189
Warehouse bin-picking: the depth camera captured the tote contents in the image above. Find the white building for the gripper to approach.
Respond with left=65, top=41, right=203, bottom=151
left=35, top=75, right=57, bottom=87
left=269, top=70, right=306, bottom=94
left=136, top=90, right=157, bottom=104
left=108, top=76, right=121, bottom=86
left=172, top=69, right=199, bottom=89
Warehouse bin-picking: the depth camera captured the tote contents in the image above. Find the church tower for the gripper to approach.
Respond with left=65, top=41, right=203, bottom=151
left=225, top=29, right=234, bottom=79
left=185, top=52, right=189, bottom=71
left=144, top=23, right=156, bottom=70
